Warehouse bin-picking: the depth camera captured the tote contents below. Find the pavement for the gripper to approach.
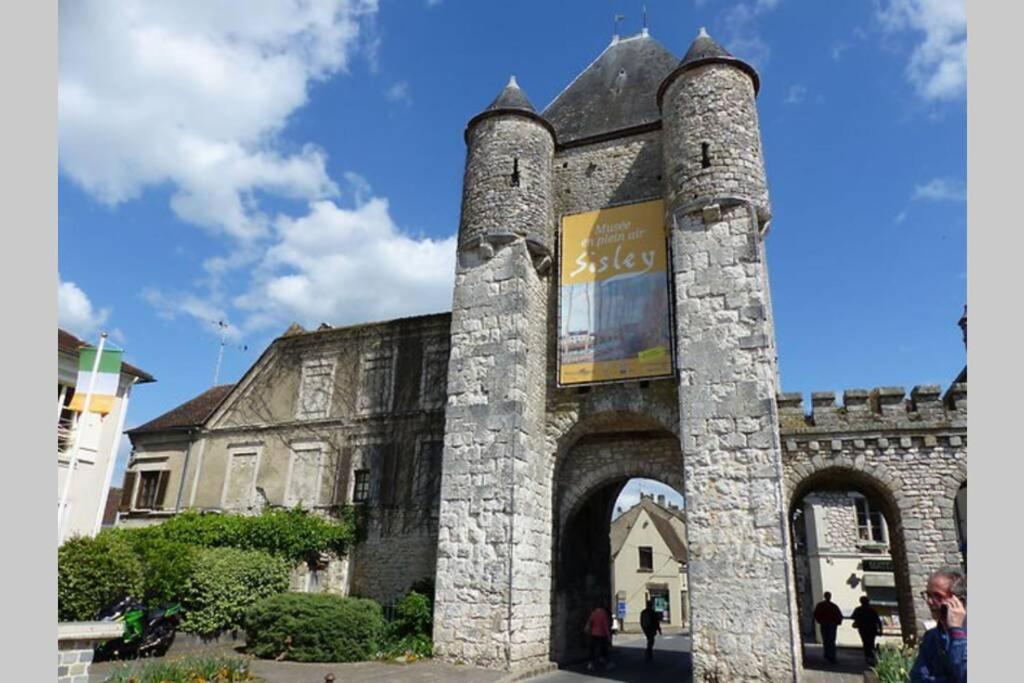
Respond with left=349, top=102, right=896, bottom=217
left=89, top=632, right=871, bottom=682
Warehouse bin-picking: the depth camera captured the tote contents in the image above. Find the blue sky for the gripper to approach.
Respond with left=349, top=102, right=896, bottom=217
left=57, top=0, right=966, bottom=484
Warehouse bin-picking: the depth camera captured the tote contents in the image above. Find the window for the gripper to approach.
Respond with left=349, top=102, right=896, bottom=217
left=358, top=348, right=394, bottom=414
left=57, top=385, right=78, bottom=454
left=638, top=546, right=653, bottom=571
left=413, top=439, right=444, bottom=504
left=223, top=449, right=260, bottom=510
left=420, top=344, right=448, bottom=410
left=134, top=470, right=169, bottom=510
left=296, top=358, right=335, bottom=420
left=855, top=496, right=887, bottom=543
left=286, top=445, right=325, bottom=507
left=352, top=469, right=371, bottom=503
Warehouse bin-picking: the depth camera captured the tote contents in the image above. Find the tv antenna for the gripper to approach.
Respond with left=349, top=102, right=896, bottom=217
left=211, top=319, right=248, bottom=386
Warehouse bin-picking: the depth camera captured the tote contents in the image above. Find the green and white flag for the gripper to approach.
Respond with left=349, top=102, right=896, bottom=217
left=69, top=346, right=123, bottom=414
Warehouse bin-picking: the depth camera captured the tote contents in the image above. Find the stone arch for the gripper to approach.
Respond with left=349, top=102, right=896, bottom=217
left=547, top=409, right=684, bottom=663
left=786, top=464, right=917, bottom=646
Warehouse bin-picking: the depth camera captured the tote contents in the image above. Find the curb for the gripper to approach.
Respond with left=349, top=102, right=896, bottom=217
left=494, top=662, right=558, bottom=683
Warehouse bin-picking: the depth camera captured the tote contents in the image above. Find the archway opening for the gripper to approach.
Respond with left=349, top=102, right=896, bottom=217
left=954, top=482, right=966, bottom=566
left=789, top=469, right=914, bottom=672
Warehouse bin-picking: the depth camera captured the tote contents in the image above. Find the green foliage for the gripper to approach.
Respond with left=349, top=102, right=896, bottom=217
left=872, top=643, right=918, bottom=683
left=244, top=593, right=385, bottom=662
left=146, top=507, right=359, bottom=562
left=102, top=655, right=253, bottom=682
left=180, top=547, right=291, bottom=637
left=382, top=589, right=434, bottom=659
left=58, top=533, right=143, bottom=621
left=126, top=533, right=198, bottom=605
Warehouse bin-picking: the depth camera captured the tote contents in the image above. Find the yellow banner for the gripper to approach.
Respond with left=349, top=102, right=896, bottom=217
left=558, top=198, right=673, bottom=385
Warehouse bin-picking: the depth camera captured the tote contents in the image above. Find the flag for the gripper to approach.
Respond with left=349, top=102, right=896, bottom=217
left=68, top=346, right=123, bottom=414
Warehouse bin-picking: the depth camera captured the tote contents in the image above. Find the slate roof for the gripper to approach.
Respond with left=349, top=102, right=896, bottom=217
left=542, top=32, right=679, bottom=146
left=467, top=76, right=555, bottom=142
left=127, top=383, right=235, bottom=435
left=610, top=496, right=688, bottom=564
left=657, top=27, right=760, bottom=103
left=58, top=328, right=155, bottom=383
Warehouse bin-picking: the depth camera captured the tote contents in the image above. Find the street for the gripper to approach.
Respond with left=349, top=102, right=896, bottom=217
left=533, top=632, right=692, bottom=683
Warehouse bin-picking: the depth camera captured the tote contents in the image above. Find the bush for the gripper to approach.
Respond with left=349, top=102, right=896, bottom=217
left=181, top=547, right=291, bottom=637
left=244, top=593, right=385, bottom=662
left=103, top=656, right=253, bottom=682
left=150, top=507, right=360, bottom=562
left=872, top=643, right=918, bottom=683
left=128, top=533, right=198, bottom=605
left=58, top=533, right=143, bottom=621
left=383, top=589, right=433, bottom=658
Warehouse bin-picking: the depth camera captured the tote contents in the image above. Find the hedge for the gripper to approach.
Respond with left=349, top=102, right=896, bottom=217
left=244, top=593, right=385, bottom=662
left=58, top=533, right=144, bottom=621
left=180, top=547, right=291, bottom=637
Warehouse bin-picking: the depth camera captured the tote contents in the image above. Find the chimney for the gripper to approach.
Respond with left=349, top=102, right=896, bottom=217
left=657, top=494, right=666, bottom=507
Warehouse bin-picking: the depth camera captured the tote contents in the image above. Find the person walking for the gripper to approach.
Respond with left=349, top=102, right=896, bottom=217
left=640, top=599, right=663, bottom=662
left=910, top=568, right=967, bottom=682
left=813, top=591, right=844, bottom=664
left=850, top=595, right=884, bottom=665
left=584, top=604, right=613, bottom=671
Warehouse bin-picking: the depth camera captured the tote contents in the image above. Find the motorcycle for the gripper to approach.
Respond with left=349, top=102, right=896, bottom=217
left=93, top=596, right=183, bottom=661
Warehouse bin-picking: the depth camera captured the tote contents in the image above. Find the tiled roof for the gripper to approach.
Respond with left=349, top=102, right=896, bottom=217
left=610, top=496, right=687, bottom=563
left=127, top=384, right=235, bottom=435
left=58, top=328, right=155, bottom=382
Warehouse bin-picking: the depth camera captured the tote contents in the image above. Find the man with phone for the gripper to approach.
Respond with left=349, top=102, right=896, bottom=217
left=910, top=567, right=967, bottom=682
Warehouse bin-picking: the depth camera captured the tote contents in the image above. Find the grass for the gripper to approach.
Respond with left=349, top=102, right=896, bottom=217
left=101, top=655, right=254, bottom=682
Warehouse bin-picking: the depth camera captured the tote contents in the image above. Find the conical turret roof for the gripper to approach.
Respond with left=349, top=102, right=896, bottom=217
left=658, top=27, right=760, bottom=102
left=543, top=32, right=679, bottom=145
left=465, top=75, right=555, bottom=142
left=484, top=75, right=536, bottom=113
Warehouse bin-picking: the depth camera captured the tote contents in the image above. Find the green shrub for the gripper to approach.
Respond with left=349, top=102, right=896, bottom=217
left=58, top=533, right=143, bottom=621
left=244, top=593, right=385, bottom=662
left=181, top=547, right=290, bottom=637
left=872, top=643, right=918, bottom=683
left=103, top=655, right=253, bottom=682
left=128, top=533, right=198, bottom=605
left=150, top=507, right=360, bottom=562
left=382, top=589, right=433, bottom=658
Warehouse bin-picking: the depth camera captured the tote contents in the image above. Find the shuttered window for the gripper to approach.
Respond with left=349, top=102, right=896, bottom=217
left=135, top=471, right=169, bottom=510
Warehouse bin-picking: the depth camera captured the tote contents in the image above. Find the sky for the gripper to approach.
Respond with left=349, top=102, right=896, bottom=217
left=57, top=0, right=966, bottom=485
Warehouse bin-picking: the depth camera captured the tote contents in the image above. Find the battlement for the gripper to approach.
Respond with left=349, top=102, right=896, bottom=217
left=777, top=382, right=966, bottom=433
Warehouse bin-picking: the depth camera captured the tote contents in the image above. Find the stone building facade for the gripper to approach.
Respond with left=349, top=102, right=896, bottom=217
left=122, top=27, right=966, bottom=682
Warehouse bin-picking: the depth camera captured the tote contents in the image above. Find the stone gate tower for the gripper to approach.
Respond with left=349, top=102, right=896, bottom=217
left=435, top=28, right=802, bottom=680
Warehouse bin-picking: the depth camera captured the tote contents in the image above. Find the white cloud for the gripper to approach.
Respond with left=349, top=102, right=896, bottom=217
left=877, top=0, right=966, bottom=101
left=913, top=177, right=966, bottom=202
left=713, top=0, right=781, bottom=68
left=894, top=210, right=908, bottom=224
left=426, top=0, right=443, bottom=7
left=385, top=81, right=412, bottom=106
left=58, top=276, right=110, bottom=338
left=140, top=288, right=245, bottom=343
left=235, top=195, right=456, bottom=332
left=59, top=0, right=379, bottom=242
left=784, top=84, right=807, bottom=105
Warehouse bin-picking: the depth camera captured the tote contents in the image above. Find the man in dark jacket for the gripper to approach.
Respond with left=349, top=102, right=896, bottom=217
left=850, top=595, right=884, bottom=665
left=813, top=591, right=844, bottom=664
left=910, top=568, right=967, bottom=682
left=639, top=600, right=663, bottom=662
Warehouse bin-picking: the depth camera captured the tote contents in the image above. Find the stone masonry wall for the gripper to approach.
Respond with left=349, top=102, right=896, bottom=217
left=808, top=492, right=862, bottom=552
left=660, top=64, right=770, bottom=216
left=779, top=385, right=967, bottom=639
left=665, top=201, right=799, bottom=681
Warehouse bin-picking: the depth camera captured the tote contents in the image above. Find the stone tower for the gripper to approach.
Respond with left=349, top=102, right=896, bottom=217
left=433, top=77, right=556, bottom=668
left=658, top=28, right=800, bottom=679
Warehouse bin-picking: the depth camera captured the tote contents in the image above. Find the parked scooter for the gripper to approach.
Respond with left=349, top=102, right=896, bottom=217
left=94, top=596, right=183, bottom=661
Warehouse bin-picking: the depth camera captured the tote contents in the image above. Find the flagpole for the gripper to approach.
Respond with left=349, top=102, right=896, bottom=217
left=58, top=331, right=107, bottom=543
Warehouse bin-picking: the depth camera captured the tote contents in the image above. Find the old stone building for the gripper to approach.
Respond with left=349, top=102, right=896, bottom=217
left=122, top=27, right=966, bottom=681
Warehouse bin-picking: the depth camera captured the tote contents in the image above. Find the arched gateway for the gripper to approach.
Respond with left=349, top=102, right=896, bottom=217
left=431, top=26, right=966, bottom=682
left=434, top=27, right=803, bottom=681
